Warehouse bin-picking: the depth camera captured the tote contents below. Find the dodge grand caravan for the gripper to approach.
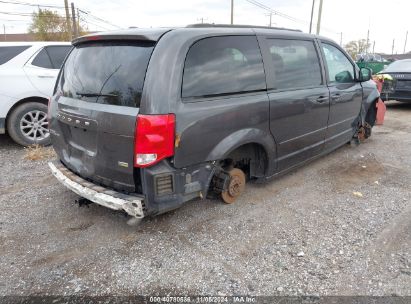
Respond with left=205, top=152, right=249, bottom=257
left=48, top=25, right=379, bottom=219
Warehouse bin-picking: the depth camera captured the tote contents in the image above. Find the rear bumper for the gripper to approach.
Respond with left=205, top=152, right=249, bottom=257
left=49, top=161, right=145, bottom=218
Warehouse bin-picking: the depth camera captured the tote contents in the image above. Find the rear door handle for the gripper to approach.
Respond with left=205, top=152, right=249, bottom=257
left=316, top=96, right=329, bottom=103
left=331, top=93, right=341, bottom=100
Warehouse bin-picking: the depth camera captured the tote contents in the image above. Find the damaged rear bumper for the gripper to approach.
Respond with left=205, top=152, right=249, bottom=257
left=48, top=161, right=145, bottom=218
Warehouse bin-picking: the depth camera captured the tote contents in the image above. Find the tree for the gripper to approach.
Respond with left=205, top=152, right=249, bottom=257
left=344, top=39, right=371, bottom=59
left=28, top=8, right=87, bottom=41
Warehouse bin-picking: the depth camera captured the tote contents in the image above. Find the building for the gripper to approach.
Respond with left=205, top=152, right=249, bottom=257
left=2, top=33, right=36, bottom=42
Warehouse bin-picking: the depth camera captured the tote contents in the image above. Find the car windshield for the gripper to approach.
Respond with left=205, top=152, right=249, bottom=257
left=58, top=41, right=155, bottom=108
left=383, top=60, right=411, bottom=73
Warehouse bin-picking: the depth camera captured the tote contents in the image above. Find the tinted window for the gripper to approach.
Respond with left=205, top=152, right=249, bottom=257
left=0, top=45, right=31, bottom=65
left=322, top=43, right=355, bottom=83
left=59, top=41, right=154, bottom=108
left=32, top=48, right=53, bottom=69
left=266, top=39, right=322, bottom=90
left=46, top=46, right=72, bottom=69
left=182, top=36, right=266, bottom=98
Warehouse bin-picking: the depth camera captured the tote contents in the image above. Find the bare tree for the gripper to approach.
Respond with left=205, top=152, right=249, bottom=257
left=344, top=39, right=371, bottom=59
left=29, top=9, right=87, bottom=41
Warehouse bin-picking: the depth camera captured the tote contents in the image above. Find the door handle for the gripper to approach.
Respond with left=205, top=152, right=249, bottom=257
left=315, top=96, right=329, bottom=103
left=38, top=74, right=54, bottom=78
left=331, top=93, right=341, bottom=101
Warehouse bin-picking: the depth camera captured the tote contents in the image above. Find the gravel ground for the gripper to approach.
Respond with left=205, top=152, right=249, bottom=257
left=0, top=101, right=410, bottom=297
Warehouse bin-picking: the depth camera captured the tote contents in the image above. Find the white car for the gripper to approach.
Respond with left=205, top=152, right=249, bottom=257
left=0, top=42, right=72, bottom=146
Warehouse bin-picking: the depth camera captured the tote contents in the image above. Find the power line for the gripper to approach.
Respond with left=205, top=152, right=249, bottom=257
left=0, top=18, right=30, bottom=22
left=0, top=11, right=33, bottom=16
left=0, top=0, right=65, bottom=9
left=78, top=9, right=121, bottom=29
left=0, top=11, right=69, bottom=20
left=1, top=0, right=121, bottom=29
left=245, top=0, right=339, bottom=35
left=79, top=16, right=110, bottom=31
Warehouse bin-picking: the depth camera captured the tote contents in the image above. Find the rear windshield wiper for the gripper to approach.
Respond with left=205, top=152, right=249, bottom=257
left=76, top=92, right=118, bottom=98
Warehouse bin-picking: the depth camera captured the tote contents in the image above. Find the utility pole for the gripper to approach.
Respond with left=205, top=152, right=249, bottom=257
left=316, top=0, right=323, bottom=35
left=64, top=0, right=72, bottom=40
left=3, top=24, right=5, bottom=41
left=392, top=39, right=395, bottom=56
left=339, top=32, right=342, bottom=46
left=71, top=2, right=78, bottom=38
left=366, top=29, right=370, bottom=54
left=268, top=12, right=272, bottom=27
left=77, top=8, right=80, bottom=33
left=372, top=41, right=375, bottom=54
left=404, top=30, right=408, bottom=54
left=309, top=0, right=315, bottom=34
left=230, top=0, right=234, bottom=25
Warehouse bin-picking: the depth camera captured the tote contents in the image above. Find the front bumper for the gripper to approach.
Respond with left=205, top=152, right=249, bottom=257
left=380, top=91, right=411, bottom=102
left=49, top=161, right=145, bottom=218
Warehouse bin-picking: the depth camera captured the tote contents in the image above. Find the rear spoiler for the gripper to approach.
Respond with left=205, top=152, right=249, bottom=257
left=72, top=29, right=173, bottom=46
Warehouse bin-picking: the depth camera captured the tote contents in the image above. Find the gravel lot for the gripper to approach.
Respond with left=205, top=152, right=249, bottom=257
left=0, top=101, right=410, bottom=297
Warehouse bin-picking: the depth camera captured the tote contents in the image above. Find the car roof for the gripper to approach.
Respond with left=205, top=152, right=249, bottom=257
left=73, top=25, right=332, bottom=45
left=0, top=41, right=71, bottom=47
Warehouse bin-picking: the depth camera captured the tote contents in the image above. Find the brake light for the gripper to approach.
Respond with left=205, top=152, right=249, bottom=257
left=85, top=35, right=101, bottom=41
left=134, top=114, right=176, bottom=168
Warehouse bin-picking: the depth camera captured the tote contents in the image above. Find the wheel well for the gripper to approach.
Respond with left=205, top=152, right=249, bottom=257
left=222, top=143, right=268, bottom=179
left=5, top=97, right=48, bottom=128
left=365, top=98, right=378, bottom=127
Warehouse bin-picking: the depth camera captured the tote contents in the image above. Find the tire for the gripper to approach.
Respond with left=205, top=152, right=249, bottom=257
left=6, top=102, right=51, bottom=146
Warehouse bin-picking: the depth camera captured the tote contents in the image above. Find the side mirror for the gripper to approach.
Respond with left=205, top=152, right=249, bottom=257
left=359, top=67, right=372, bottom=82
left=335, top=71, right=353, bottom=83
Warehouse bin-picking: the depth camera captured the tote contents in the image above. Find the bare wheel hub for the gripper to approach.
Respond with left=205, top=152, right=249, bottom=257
left=221, top=168, right=246, bottom=204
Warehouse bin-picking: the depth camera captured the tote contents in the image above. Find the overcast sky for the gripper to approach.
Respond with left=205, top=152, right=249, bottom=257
left=1, top=0, right=410, bottom=54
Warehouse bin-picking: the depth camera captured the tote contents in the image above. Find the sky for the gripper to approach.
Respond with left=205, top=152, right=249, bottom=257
left=1, top=0, right=410, bottom=54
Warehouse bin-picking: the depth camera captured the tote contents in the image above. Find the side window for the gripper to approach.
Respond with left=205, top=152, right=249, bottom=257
left=46, top=46, right=72, bottom=69
left=0, top=46, right=31, bottom=65
left=321, top=43, right=355, bottom=83
left=182, top=36, right=266, bottom=98
left=31, top=48, right=53, bottom=69
left=266, top=39, right=322, bottom=90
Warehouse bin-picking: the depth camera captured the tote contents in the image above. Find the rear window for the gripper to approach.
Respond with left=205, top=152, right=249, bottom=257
left=182, top=36, right=266, bottom=99
left=0, top=45, right=31, bottom=65
left=59, top=41, right=155, bottom=108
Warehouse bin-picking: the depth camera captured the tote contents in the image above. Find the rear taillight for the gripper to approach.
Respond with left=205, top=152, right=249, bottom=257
left=134, top=114, right=176, bottom=168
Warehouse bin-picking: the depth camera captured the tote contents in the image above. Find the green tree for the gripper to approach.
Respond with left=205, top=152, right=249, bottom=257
left=28, top=8, right=87, bottom=41
left=344, top=39, right=371, bottom=59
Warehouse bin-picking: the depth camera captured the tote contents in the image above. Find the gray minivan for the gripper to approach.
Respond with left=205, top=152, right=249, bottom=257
left=48, top=25, right=379, bottom=219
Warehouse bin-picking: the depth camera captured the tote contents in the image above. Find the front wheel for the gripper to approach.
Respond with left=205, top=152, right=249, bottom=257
left=7, top=102, right=51, bottom=146
left=356, top=101, right=378, bottom=142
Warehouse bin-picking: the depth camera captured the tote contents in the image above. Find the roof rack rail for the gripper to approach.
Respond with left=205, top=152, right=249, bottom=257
left=186, top=23, right=302, bottom=32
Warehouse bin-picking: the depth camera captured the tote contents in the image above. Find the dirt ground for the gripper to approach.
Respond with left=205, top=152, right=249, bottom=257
left=0, top=101, right=410, bottom=296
